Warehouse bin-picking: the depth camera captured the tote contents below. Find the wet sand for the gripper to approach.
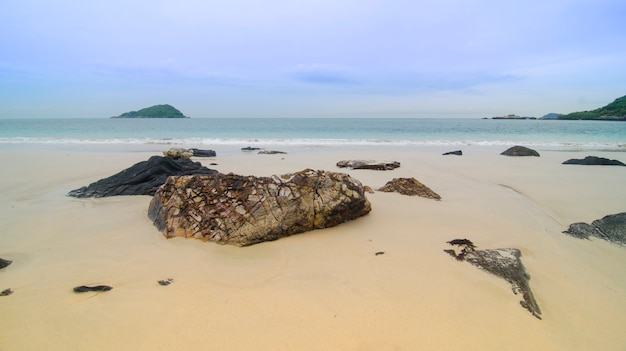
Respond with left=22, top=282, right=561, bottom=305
left=1, top=144, right=625, bottom=350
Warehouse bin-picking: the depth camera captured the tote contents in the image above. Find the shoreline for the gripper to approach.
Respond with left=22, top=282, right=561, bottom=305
left=1, top=144, right=625, bottom=350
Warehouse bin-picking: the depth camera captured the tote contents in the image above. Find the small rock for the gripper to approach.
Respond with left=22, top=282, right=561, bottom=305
left=0, top=288, right=13, bottom=296
left=73, top=285, right=113, bottom=293
left=163, top=147, right=193, bottom=159
left=258, top=150, right=287, bottom=154
left=443, top=150, right=463, bottom=156
left=189, top=148, right=217, bottom=157
left=500, top=146, right=540, bottom=157
left=562, top=156, right=625, bottom=166
left=242, top=146, right=261, bottom=151
left=158, top=278, right=174, bottom=286
left=375, top=251, right=385, bottom=256
left=378, top=178, right=441, bottom=200
left=337, top=160, right=400, bottom=170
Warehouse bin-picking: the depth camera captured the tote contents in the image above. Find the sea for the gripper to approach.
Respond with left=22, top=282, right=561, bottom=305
left=0, top=118, right=624, bottom=152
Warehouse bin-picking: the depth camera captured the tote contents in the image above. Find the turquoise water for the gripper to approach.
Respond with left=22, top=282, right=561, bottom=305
left=0, top=118, right=624, bottom=150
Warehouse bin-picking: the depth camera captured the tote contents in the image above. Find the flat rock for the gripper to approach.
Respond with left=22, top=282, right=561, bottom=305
left=446, top=240, right=541, bottom=319
left=0, top=258, right=12, bottom=269
left=563, top=212, right=626, bottom=245
left=258, top=150, right=287, bottom=154
left=68, top=156, right=217, bottom=198
left=336, top=160, right=400, bottom=170
left=148, top=169, right=372, bottom=246
left=500, top=146, right=540, bottom=157
left=378, top=177, right=441, bottom=200
left=443, top=150, right=463, bottom=156
left=241, top=147, right=262, bottom=151
left=562, top=156, right=625, bottom=166
left=73, top=285, right=113, bottom=293
left=190, top=148, right=217, bottom=157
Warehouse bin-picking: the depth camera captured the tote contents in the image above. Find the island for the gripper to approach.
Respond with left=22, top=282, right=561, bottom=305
left=111, top=104, right=189, bottom=118
left=557, top=95, right=626, bottom=120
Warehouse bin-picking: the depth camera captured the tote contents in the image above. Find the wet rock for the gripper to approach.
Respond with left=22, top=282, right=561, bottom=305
left=73, top=285, right=113, bottom=293
left=0, top=258, right=12, bottom=269
left=443, top=150, right=463, bottom=156
left=378, top=177, right=441, bottom=200
left=562, top=156, right=625, bottom=166
left=336, top=160, right=400, bottom=170
left=68, top=156, right=217, bottom=198
left=446, top=240, right=542, bottom=319
left=500, top=146, right=540, bottom=157
left=564, top=212, right=626, bottom=245
left=148, top=169, right=371, bottom=246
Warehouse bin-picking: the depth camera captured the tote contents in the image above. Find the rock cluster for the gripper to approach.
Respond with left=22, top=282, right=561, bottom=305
left=163, top=148, right=217, bottom=158
left=148, top=169, right=372, bottom=246
left=68, top=156, right=217, bottom=198
left=500, top=146, right=540, bottom=157
left=336, top=160, right=400, bottom=170
left=563, top=212, right=626, bottom=245
left=378, top=177, right=441, bottom=200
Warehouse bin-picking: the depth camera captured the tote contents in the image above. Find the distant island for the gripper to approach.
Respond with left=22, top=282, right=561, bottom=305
left=111, top=104, right=188, bottom=118
left=490, top=114, right=536, bottom=120
left=557, top=95, right=626, bottom=120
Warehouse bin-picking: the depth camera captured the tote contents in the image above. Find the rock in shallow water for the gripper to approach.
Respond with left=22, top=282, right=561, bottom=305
left=148, top=169, right=372, bottom=246
left=68, top=156, right=217, bottom=198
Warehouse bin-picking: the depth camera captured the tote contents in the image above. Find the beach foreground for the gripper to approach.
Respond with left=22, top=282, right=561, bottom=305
left=1, top=144, right=625, bottom=350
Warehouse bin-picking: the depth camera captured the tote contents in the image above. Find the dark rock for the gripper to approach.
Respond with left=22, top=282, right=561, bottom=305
left=562, top=156, right=625, bottom=166
left=241, top=146, right=261, bottom=151
left=375, top=251, right=385, bottom=256
left=0, top=258, right=12, bottom=269
left=158, top=278, right=174, bottom=286
left=337, top=160, right=400, bottom=170
left=500, top=146, right=540, bottom=157
left=258, top=150, right=287, bottom=154
left=446, top=240, right=541, bottom=319
left=378, top=178, right=441, bottom=200
left=73, top=285, right=113, bottom=293
left=189, top=148, right=217, bottom=157
left=443, top=150, right=463, bottom=156
left=564, top=212, right=626, bottom=245
left=0, top=288, right=13, bottom=296
left=148, top=169, right=372, bottom=246
left=68, top=156, right=217, bottom=198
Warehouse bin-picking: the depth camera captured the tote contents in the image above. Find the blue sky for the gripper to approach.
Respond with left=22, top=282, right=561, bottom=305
left=1, top=0, right=625, bottom=118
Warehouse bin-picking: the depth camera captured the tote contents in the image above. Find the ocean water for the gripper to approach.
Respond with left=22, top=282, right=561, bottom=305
left=0, top=118, right=624, bottom=151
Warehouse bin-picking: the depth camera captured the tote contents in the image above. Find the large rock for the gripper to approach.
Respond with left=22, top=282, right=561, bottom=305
left=337, top=160, right=400, bottom=170
left=378, top=177, right=441, bottom=200
left=68, top=156, right=217, bottom=198
left=562, top=156, right=625, bottom=166
left=148, top=169, right=372, bottom=246
left=445, top=240, right=541, bottom=319
left=563, top=212, right=626, bottom=245
left=500, top=146, right=540, bottom=157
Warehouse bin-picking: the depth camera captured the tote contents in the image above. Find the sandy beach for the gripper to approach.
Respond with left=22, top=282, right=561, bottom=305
left=1, top=144, right=625, bottom=350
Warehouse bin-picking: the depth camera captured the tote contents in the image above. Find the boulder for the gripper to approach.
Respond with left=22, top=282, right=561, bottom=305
left=562, top=156, right=625, bottom=166
left=445, top=240, right=541, bottom=319
left=148, top=169, right=372, bottom=246
left=378, top=178, right=441, bottom=200
left=163, top=147, right=193, bottom=159
left=500, top=146, right=540, bottom=157
left=563, top=212, right=626, bottom=245
left=443, top=150, right=463, bottom=156
left=337, top=160, right=400, bottom=170
left=68, top=156, right=217, bottom=198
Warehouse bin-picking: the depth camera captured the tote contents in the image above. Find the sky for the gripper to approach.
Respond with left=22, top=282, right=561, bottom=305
left=1, top=0, right=625, bottom=118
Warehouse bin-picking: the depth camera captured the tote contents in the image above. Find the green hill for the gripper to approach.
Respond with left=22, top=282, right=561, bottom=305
left=111, top=104, right=188, bottom=118
left=559, top=95, right=626, bottom=120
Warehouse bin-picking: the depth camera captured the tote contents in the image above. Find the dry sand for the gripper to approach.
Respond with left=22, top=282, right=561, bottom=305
left=1, top=144, right=625, bottom=350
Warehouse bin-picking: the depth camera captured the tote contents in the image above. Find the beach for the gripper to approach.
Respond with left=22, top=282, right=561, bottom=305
left=1, top=144, right=626, bottom=350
